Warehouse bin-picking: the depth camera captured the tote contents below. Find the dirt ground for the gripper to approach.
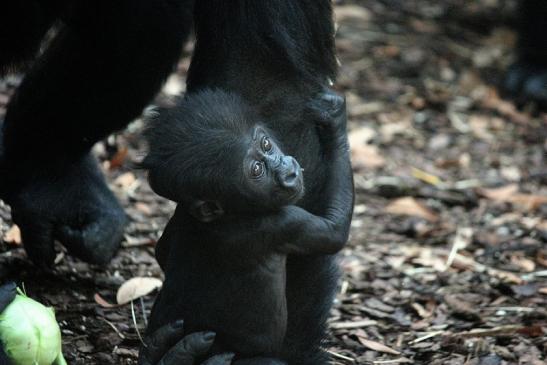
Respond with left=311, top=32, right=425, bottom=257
left=0, top=1, right=546, bottom=364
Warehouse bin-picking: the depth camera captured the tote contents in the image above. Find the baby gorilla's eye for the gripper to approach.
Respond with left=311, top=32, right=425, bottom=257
left=261, top=136, right=272, bottom=152
left=251, top=161, right=264, bottom=177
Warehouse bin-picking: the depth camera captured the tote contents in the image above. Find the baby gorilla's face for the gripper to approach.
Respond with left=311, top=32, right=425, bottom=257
left=242, top=126, right=304, bottom=210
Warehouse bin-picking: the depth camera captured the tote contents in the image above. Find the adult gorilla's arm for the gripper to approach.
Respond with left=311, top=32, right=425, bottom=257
left=0, top=0, right=193, bottom=266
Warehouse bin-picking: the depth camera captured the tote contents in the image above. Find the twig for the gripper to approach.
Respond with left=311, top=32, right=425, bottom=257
left=331, top=319, right=378, bottom=329
left=408, top=330, right=444, bottom=345
left=373, top=359, right=414, bottom=364
left=140, top=297, right=148, bottom=327
left=452, top=325, right=521, bottom=338
left=101, top=317, right=125, bottom=340
left=326, top=350, right=355, bottom=363
left=131, top=300, right=146, bottom=346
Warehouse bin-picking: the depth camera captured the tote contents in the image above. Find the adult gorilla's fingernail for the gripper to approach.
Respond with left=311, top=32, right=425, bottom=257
left=203, top=332, right=216, bottom=341
left=173, top=319, right=184, bottom=329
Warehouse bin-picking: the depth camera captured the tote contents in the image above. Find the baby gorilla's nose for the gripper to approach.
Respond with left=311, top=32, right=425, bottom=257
left=278, top=156, right=301, bottom=189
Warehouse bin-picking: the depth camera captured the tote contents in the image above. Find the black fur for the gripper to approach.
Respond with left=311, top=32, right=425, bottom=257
left=145, top=1, right=354, bottom=364
left=0, top=0, right=194, bottom=267
left=145, top=88, right=352, bottom=364
left=504, top=0, right=547, bottom=105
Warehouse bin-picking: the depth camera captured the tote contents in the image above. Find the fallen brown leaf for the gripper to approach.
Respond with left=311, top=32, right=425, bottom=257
left=2, top=225, right=21, bottom=245
left=350, top=144, right=386, bottom=169
left=109, top=147, right=128, bottom=170
left=476, top=184, right=547, bottom=211
left=116, top=277, right=163, bottom=305
left=94, top=293, right=118, bottom=308
left=477, top=184, right=519, bottom=201
left=385, top=197, right=439, bottom=222
left=114, top=172, right=137, bottom=190
left=356, top=336, right=401, bottom=355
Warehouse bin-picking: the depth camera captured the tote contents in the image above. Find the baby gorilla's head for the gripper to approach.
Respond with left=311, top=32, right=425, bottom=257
left=143, top=89, right=304, bottom=221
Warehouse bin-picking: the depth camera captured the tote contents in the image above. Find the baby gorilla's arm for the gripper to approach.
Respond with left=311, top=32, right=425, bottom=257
left=268, top=91, right=353, bottom=255
left=216, top=91, right=353, bottom=256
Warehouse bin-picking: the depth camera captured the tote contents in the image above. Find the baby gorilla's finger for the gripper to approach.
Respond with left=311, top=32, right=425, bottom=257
left=0, top=282, right=17, bottom=312
left=139, top=320, right=186, bottom=365
left=202, top=353, right=235, bottom=365
left=158, top=331, right=216, bottom=365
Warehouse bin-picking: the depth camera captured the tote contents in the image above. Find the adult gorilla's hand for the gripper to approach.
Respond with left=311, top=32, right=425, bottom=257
left=139, top=321, right=234, bottom=365
left=1, top=153, right=126, bottom=267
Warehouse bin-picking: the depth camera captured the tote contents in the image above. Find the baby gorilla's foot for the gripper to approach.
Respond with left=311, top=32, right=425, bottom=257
left=504, top=61, right=547, bottom=107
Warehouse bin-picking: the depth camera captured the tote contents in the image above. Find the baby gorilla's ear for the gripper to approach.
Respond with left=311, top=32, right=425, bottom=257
left=189, top=200, right=225, bottom=222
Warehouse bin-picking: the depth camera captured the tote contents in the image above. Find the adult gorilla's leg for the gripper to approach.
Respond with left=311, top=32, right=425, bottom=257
left=504, top=0, right=547, bottom=105
left=282, top=256, right=339, bottom=365
left=0, top=0, right=193, bottom=266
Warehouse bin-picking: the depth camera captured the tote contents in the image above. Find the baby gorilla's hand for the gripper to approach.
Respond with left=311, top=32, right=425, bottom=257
left=306, top=89, right=345, bottom=129
left=306, top=90, right=347, bottom=150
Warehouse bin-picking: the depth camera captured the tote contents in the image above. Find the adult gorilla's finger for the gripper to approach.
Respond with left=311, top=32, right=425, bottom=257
left=201, top=354, right=235, bottom=365
left=139, top=321, right=186, bottom=365
left=56, top=209, right=126, bottom=265
left=158, top=331, right=216, bottom=365
left=13, top=215, right=56, bottom=267
left=0, top=282, right=17, bottom=312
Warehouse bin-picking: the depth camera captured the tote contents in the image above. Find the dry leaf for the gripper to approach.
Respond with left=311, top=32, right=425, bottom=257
left=477, top=184, right=519, bottom=201
left=115, top=172, right=137, bottom=190
left=477, top=185, right=547, bottom=211
left=510, top=255, right=535, bottom=272
left=350, top=144, right=385, bottom=169
left=356, top=336, right=400, bottom=355
left=94, top=293, right=118, bottom=308
left=3, top=225, right=21, bottom=245
left=348, top=127, right=376, bottom=146
left=509, top=194, right=547, bottom=211
left=109, top=147, right=128, bottom=170
left=385, top=197, right=439, bottom=222
left=116, top=277, right=163, bottom=305
left=135, top=202, right=152, bottom=215
left=335, top=5, right=372, bottom=22
left=412, top=167, right=442, bottom=186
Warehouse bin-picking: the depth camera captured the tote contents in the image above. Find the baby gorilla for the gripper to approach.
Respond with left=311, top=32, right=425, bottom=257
left=143, top=89, right=347, bottom=363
